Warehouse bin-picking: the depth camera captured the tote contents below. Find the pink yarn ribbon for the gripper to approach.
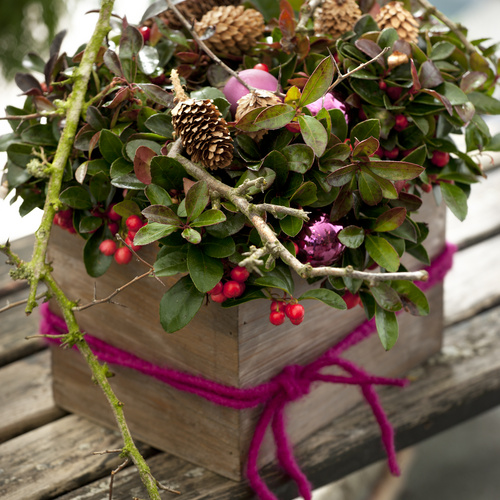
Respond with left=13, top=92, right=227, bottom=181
left=40, top=242, right=457, bottom=500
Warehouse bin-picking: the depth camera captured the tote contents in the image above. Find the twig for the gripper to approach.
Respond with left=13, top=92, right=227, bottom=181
left=164, top=0, right=254, bottom=92
left=109, top=458, right=131, bottom=500
left=0, top=112, right=58, bottom=121
left=168, top=139, right=428, bottom=283
left=255, top=203, right=310, bottom=221
left=25, top=333, right=67, bottom=340
left=415, top=0, right=477, bottom=54
left=296, top=0, right=325, bottom=33
left=73, top=269, right=155, bottom=312
left=93, top=449, right=123, bottom=455
left=0, top=292, right=47, bottom=314
left=155, top=477, right=181, bottom=495
left=115, top=234, right=155, bottom=270
left=328, top=47, right=390, bottom=93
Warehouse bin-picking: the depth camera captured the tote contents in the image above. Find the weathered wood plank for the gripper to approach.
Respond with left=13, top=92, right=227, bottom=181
left=54, top=305, right=500, bottom=500
left=444, top=234, right=500, bottom=325
left=447, top=166, right=500, bottom=248
left=0, top=350, right=65, bottom=444
left=0, top=414, right=152, bottom=500
left=0, top=289, right=45, bottom=367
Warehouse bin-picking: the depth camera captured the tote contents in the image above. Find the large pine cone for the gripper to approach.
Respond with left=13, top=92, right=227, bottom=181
left=314, top=0, right=362, bottom=39
left=172, top=99, right=233, bottom=169
left=375, top=1, right=419, bottom=43
left=143, top=0, right=240, bottom=31
left=195, top=6, right=265, bottom=56
left=235, top=90, right=282, bottom=141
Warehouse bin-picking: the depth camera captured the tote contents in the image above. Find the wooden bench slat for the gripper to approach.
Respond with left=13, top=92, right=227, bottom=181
left=0, top=350, right=65, bottom=444
left=52, top=305, right=500, bottom=500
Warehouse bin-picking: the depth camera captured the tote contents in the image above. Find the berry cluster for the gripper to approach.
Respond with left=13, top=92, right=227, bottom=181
left=269, top=300, right=305, bottom=326
left=99, top=214, right=146, bottom=265
left=54, top=208, right=75, bottom=234
left=207, top=266, right=250, bottom=303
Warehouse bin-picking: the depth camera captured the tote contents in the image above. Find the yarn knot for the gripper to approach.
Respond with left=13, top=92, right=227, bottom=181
left=274, top=364, right=312, bottom=402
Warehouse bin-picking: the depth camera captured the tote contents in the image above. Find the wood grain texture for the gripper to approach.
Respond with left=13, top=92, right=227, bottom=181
left=52, top=305, right=500, bottom=500
left=0, top=350, right=65, bottom=444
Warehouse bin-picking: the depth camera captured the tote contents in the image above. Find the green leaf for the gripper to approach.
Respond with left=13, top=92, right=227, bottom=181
left=59, top=186, right=92, bottom=210
left=145, top=184, right=173, bottom=206
left=144, top=113, right=174, bottom=138
left=440, top=182, right=468, bottom=221
left=133, top=145, right=157, bottom=185
left=365, top=161, right=424, bottom=180
left=299, top=55, right=335, bottom=106
left=83, top=227, right=113, bottom=278
left=90, top=172, right=111, bottom=202
left=358, top=169, right=383, bottom=205
left=99, top=130, right=123, bottom=163
left=460, top=71, right=488, bottom=94
left=20, top=124, right=57, bottom=146
left=201, top=235, right=235, bottom=258
left=352, top=137, right=379, bottom=158
left=150, top=156, right=186, bottom=191
left=206, top=212, right=246, bottom=238
left=370, top=283, right=402, bottom=312
left=160, top=276, right=205, bottom=333
left=112, top=200, right=141, bottom=218
left=110, top=157, right=133, bottom=178
left=182, top=227, right=202, bottom=244
left=254, top=264, right=294, bottom=295
left=330, top=108, right=348, bottom=141
left=138, top=84, right=174, bottom=108
left=419, top=60, right=444, bottom=88
left=391, top=281, right=429, bottom=316
left=142, top=205, right=182, bottom=225
left=111, top=174, right=146, bottom=190
left=282, top=144, right=315, bottom=173
left=187, top=244, right=224, bottom=293
left=253, top=104, right=296, bottom=131
left=79, top=216, right=103, bottom=234
left=467, top=91, right=500, bottom=114
left=185, top=181, right=209, bottom=222
left=365, top=235, right=400, bottom=272
left=190, top=209, right=227, bottom=228
left=326, top=164, right=357, bottom=187
left=338, top=226, right=364, bottom=248
left=298, top=115, right=328, bottom=157
left=290, top=181, right=317, bottom=206
left=350, top=119, right=380, bottom=143
left=280, top=215, right=303, bottom=237
left=373, top=207, right=407, bottom=232
left=430, top=41, right=456, bottom=61
left=134, top=223, right=178, bottom=245
left=298, top=288, right=347, bottom=309
left=375, top=306, right=399, bottom=351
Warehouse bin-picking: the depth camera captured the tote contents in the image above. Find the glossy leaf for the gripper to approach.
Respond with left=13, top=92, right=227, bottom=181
left=391, top=281, right=429, bottom=316
left=160, top=276, right=205, bottom=333
left=350, top=119, right=380, bottom=143
left=282, top=144, right=315, bottom=173
left=134, top=223, right=178, bottom=245
left=365, top=160, right=424, bottom=180
left=298, top=115, right=328, bottom=157
left=190, top=209, right=226, bottom=228
left=185, top=181, right=209, bottom=222
left=99, top=130, right=123, bottom=163
left=375, top=306, right=399, bottom=350
left=187, top=244, right=224, bottom=293
left=358, top=169, right=383, bottom=205
left=338, top=226, right=364, bottom=248
left=182, top=227, right=202, bottom=244
left=201, top=235, right=235, bottom=258
left=83, top=227, right=113, bottom=278
left=373, top=207, right=407, bottom=232
left=89, top=172, right=111, bottom=202
left=419, top=60, right=444, bottom=88
left=352, top=136, right=379, bottom=158
left=370, top=283, right=402, bottom=312
left=299, top=55, right=335, bottom=107
left=142, top=205, right=182, bottom=225
left=154, top=249, right=188, bottom=276
left=145, top=184, right=172, bottom=206
left=440, top=182, right=468, bottom=221
left=365, top=235, right=400, bottom=272
left=254, top=265, right=294, bottom=295
left=59, top=186, right=92, bottom=210
left=326, top=164, right=357, bottom=187
left=150, top=156, right=186, bottom=192
left=298, top=288, right=347, bottom=309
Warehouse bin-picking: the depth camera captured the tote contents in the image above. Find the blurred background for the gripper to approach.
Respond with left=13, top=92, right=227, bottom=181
left=0, top=1, right=499, bottom=499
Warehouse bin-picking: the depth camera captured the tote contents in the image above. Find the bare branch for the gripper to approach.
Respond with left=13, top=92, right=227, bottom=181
left=0, top=112, right=58, bottom=121
left=255, top=203, right=310, bottom=221
left=109, top=458, right=131, bottom=500
left=93, top=449, right=123, bottom=455
left=0, top=292, right=47, bottom=314
left=296, top=0, right=325, bottom=33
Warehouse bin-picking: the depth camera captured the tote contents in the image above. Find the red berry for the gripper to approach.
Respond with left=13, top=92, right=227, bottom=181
left=270, top=300, right=283, bottom=312
left=292, top=242, right=299, bottom=255
left=127, top=230, right=137, bottom=240
left=394, top=114, right=409, bottom=132
left=253, top=63, right=269, bottom=72
left=208, top=282, right=223, bottom=295
left=54, top=213, right=62, bottom=227
left=114, top=247, right=132, bottom=265
left=108, top=222, right=119, bottom=234
left=126, top=214, right=143, bottom=232
left=125, top=235, right=142, bottom=252
left=107, top=204, right=122, bottom=222
left=386, top=86, right=402, bottom=101
left=421, top=183, right=432, bottom=193
left=285, top=303, right=305, bottom=321
left=290, top=316, right=304, bottom=325
left=373, top=146, right=384, bottom=158
left=269, top=310, right=286, bottom=326
left=342, top=290, right=361, bottom=309
left=383, top=146, right=400, bottom=160
left=58, top=209, right=73, bottom=221
left=230, top=266, right=250, bottom=283
left=99, top=239, right=117, bottom=256
left=211, top=292, right=228, bottom=303
left=223, top=281, right=245, bottom=299
left=139, top=26, right=151, bottom=42
left=379, top=80, right=387, bottom=90
left=431, top=150, right=450, bottom=167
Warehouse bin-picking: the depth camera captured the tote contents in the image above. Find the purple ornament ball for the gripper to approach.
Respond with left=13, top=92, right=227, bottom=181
left=295, top=214, right=345, bottom=267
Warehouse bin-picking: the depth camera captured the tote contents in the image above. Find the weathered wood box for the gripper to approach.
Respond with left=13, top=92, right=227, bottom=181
left=48, top=197, right=446, bottom=481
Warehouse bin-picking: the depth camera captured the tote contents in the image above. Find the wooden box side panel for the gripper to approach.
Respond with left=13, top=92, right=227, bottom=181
left=51, top=346, right=244, bottom=480
left=48, top=226, right=240, bottom=385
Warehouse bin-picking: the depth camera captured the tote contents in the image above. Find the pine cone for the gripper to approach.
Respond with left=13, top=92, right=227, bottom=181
left=195, top=6, right=265, bottom=56
left=172, top=99, right=233, bottom=169
left=314, top=0, right=362, bottom=39
left=375, top=1, right=419, bottom=44
left=143, top=0, right=240, bottom=31
left=235, top=90, right=282, bottom=141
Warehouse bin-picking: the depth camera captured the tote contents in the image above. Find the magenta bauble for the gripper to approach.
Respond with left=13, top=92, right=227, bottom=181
left=295, top=214, right=345, bottom=267
left=305, top=93, right=349, bottom=122
left=223, top=69, right=280, bottom=114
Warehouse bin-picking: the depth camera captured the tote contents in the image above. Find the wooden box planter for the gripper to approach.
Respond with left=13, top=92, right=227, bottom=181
left=48, top=197, right=446, bottom=481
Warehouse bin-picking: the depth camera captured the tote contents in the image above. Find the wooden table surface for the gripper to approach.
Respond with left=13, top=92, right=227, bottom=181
left=1, top=166, right=500, bottom=499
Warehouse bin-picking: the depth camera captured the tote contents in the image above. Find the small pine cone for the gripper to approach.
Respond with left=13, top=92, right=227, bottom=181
left=375, top=1, right=419, bottom=44
left=314, top=0, right=362, bottom=39
left=143, top=0, right=240, bottom=31
left=235, top=90, right=282, bottom=141
left=172, top=99, right=233, bottom=169
left=195, top=6, right=265, bottom=56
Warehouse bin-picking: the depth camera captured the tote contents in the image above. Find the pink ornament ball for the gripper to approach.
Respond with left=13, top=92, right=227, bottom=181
left=295, top=214, right=345, bottom=267
left=223, top=69, right=280, bottom=115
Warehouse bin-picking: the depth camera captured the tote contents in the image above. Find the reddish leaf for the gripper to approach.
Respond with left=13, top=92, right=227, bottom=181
left=279, top=4, right=295, bottom=40
left=420, top=89, right=453, bottom=115
left=373, top=207, right=407, bottom=232
left=410, top=59, right=421, bottom=92
left=419, top=60, right=444, bottom=89
left=176, top=52, right=200, bottom=64
left=88, top=131, right=101, bottom=160
left=134, top=146, right=157, bottom=185
left=354, top=39, right=384, bottom=67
